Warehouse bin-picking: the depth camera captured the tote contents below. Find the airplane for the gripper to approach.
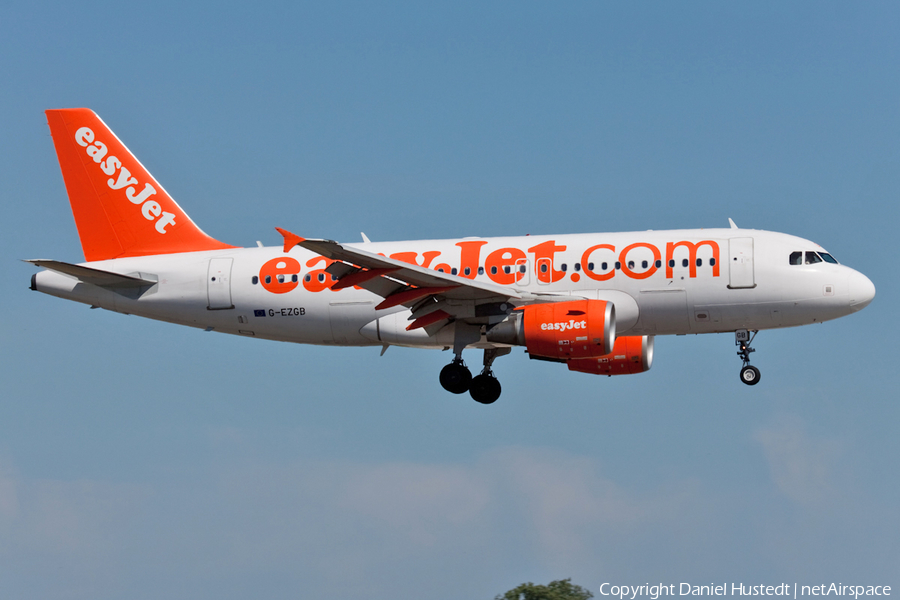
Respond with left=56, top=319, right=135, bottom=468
left=27, top=108, right=876, bottom=404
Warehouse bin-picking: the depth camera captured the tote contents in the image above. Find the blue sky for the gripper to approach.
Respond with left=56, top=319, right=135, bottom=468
left=1, top=2, right=898, bottom=598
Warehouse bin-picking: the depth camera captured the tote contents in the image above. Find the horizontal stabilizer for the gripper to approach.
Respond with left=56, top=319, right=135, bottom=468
left=24, top=259, right=156, bottom=289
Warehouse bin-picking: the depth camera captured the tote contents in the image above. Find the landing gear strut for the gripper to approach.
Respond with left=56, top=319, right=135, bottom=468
left=735, top=330, right=761, bottom=386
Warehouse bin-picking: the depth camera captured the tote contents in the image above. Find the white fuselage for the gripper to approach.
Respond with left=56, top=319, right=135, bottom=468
left=32, top=228, right=875, bottom=350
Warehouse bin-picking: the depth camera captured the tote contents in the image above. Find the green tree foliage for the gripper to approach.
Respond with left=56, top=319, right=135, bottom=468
left=495, top=579, right=593, bottom=600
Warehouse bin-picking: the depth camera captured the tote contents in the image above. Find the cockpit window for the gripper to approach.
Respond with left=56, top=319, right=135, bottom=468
left=791, top=250, right=838, bottom=265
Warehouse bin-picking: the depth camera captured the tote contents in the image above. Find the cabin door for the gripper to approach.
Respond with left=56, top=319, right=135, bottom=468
left=728, top=238, right=755, bottom=289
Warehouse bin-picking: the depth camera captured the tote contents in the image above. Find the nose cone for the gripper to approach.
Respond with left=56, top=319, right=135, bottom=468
left=848, top=270, right=876, bottom=312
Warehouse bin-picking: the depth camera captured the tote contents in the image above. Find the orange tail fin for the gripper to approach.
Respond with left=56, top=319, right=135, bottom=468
left=46, top=108, right=236, bottom=261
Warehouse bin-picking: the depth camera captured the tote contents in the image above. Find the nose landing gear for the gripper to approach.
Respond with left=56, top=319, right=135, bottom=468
left=736, top=330, right=761, bottom=386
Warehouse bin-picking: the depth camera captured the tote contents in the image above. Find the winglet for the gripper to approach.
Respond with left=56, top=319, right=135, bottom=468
left=275, top=227, right=305, bottom=253
left=728, top=218, right=738, bottom=230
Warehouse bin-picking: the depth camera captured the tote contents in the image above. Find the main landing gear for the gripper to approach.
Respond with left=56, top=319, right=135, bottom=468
left=440, top=348, right=509, bottom=404
left=735, top=329, right=761, bottom=386
left=439, top=358, right=472, bottom=395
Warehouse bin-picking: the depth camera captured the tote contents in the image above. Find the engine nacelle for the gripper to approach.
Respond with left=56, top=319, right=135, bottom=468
left=566, top=335, right=654, bottom=376
left=487, top=299, right=616, bottom=360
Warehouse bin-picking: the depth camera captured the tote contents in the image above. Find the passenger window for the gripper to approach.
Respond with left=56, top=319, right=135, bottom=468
left=464, top=267, right=471, bottom=276
left=789, top=252, right=802, bottom=265
left=710, top=258, right=716, bottom=266
left=696, top=258, right=702, bottom=267
left=820, top=253, right=839, bottom=264
left=628, top=261, right=634, bottom=269
left=519, top=265, right=527, bottom=273
left=600, top=262, right=607, bottom=270
left=478, top=267, right=484, bottom=275
left=805, top=252, right=822, bottom=264
left=655, top=260, right=662, bottom=268
left=490, top=266, right=497, bottom=275
left=252, top=276, right=259, bottom=285
left=265, top=276, right=272, bottom=284
left=291, top=274, right=298, bottom=283
left=304, top=274, right=311, bottom=282
left=668, top=259, right=675, bottom=268
left=682, top=259, right=689, bottom=267
left=540, top=263, right=548, bottom=273
left=561, top=263, right=568, bottom=272
left=451, top=268, right=458, bottom=275
left=642, top=260, right=648, bottom=269
left=574, top=263, right=581, bottom=272
left=504, top=266, right=511, bottom=274
left=588, top=262, right=595, bottom=271
left=615, top=262, right=621, bottom=270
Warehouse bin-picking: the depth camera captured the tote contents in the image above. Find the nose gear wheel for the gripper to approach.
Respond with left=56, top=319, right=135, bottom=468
left=740, top=365, right=761, bottom=385
left=735, top=330, right=761, bottom=386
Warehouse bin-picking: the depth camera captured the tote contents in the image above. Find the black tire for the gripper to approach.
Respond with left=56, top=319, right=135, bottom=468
left=440, top=362, right=472, bottom=394
left=469, top=374, right=502, bottom=404
left=740, top=365, right=761, bottom=386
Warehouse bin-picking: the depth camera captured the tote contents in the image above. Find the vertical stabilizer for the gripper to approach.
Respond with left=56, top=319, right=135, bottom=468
left=45, top=108, right=236, bottom=261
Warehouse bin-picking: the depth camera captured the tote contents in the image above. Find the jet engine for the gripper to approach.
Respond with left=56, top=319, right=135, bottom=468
left=566, top=335, right=654, bottom=376
left=486, top=299, right=616, bottom=360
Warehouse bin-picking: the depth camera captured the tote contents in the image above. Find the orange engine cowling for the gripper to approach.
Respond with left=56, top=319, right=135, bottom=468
left=522, top=299, right=616, bottom=360
left=567, top=335, right=654, bottom=376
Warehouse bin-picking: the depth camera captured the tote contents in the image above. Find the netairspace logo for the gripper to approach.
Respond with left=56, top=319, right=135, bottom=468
left=598, top=584, right=892, bottom=600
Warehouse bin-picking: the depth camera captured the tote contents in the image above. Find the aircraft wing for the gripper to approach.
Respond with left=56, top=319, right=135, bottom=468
left=277, top=228, right=578, bottom=332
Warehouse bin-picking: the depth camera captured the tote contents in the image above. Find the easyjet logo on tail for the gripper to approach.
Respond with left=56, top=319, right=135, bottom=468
left=74, top=127, right=176, bottom=234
